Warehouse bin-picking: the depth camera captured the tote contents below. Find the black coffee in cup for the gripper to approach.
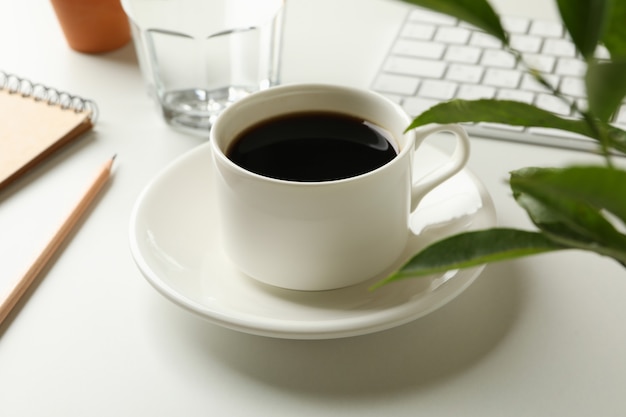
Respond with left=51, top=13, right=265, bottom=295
left=226, top=111, right=398, bottom=182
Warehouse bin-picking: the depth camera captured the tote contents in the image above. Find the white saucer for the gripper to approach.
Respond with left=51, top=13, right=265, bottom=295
left=129, top=142, right=496, bottom=339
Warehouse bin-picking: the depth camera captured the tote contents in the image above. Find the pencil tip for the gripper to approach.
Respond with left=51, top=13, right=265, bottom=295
left=112, top=154, right=117, bottom=161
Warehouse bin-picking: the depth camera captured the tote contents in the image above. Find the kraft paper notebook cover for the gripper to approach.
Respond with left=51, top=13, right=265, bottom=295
left=0, top=71, right=97, bottom=191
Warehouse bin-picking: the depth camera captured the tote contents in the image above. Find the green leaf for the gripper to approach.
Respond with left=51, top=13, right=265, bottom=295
left=606, top=125, right=626, bottom=153
left=407, top=99, right=590, bottom=134
left=586, top=58, right=626, bottom=122
left=512, top=166, right=626, bottom=224
left=514, top=192, right=608, bottom=243
left=602, top=0, right=626, bottom=58
left=372, top=228, right=566, bottom=288
left=556, top=0, right=609, bottom=59
left=514, top=184, right=626, bottom=250
left=400, top=0, right=507, bottom=43
left=510, top=166, right=626, bottom=263
left=406, top=99, right=626, bottom=154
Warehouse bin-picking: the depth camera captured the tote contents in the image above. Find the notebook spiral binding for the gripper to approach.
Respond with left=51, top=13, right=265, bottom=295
left=0, top=70, right=98, bottom=123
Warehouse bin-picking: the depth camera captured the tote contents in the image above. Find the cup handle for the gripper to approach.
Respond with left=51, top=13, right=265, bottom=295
left=410, top=124, right=471, bottom=212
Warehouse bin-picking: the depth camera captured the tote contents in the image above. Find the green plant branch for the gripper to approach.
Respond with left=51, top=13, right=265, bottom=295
left=371, top=228, right=568, bottom=289
left=486, top=13, right=616, bottom=163
left=581, top=108, right=614, bottom=163
left=375, top=0, right=626, bottom=290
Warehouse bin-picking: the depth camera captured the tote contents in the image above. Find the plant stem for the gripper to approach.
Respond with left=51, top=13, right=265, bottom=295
left=581, top=111, right=614, bottom=166
left=509, top=47, right=614, bottom=165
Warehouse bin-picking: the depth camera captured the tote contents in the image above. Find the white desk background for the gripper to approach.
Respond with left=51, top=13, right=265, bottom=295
left=2, top=0, right=626, bottom=416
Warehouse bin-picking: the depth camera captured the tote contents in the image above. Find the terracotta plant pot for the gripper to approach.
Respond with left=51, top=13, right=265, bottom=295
left=50, top=0, right=131, bottom=53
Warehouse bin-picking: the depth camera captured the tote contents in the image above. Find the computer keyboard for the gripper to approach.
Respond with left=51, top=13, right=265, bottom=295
left=371, top=7, right=626, bottom=153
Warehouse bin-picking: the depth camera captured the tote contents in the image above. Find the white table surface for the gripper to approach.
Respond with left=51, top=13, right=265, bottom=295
left=2, top=0, right=626, bottom=416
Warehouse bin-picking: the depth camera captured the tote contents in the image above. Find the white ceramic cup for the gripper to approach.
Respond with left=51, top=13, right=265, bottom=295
left=210, top=84, right=470, bottom=291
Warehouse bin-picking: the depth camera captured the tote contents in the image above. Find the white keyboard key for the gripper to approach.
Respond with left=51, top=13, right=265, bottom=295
left=496, top=89, right=534, bottom=104
left=446, top=63, right=483, bottom=83
left=403, top=97, right=439, bottom=116
left=509, top=34, right=542, bottom=53
left=372, top=8, right=626, bottom=153
left=560, top=76, right=586, bottom=98
left=520, top=73, right=559, bottom=93
left=384, top=56, right=446, bottom=78
left=616, top=105, right=626, bottom=124
left=401, top=22, right=436, bottom=40
left=522, top=54, right=556, bottom=73
left=501, top=16, right=530, bottom=33
left=481, top=122, right=525, bottom=132
left=392, top=39, right=445, bottom=59
left=543, top=38, right=576, bottom=57
left=555, top=57, right=587, bottom=76
left=481, top=49, right=517, bottom=68
left=483, top=68, right=522, bottom=88
left=409, top=8, right=456, bottom=25
left=457, top=84, right=496, bottom=100
left=444, top=45, right=481, bottom=64
left=530, top=20, right=563, bottom=38
left=418, top=80, right=458, bottom=100
left=535, top=93, right=572, bottom=116
left=613, top=105, right=626, bottom=130
left=612, top=122, right=626, bottom=131
left=435, top=26, right=471, bottom=44
left=470, top=32, right=502, bottom=48
left=372, top=74, right=420, bottom=95
left=528, top=126, right=590, bottom=141
left=458, top=21, right=483, bottom=31
left=594, top=45, right=611, bottom=59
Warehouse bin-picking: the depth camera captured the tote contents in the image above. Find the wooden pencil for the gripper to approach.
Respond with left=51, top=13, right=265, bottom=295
left=0, top=155, right=116, bottom=326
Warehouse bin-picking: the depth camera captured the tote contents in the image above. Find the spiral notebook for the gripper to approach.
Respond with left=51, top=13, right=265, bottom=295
left=0, top=71, right=98, bottom=191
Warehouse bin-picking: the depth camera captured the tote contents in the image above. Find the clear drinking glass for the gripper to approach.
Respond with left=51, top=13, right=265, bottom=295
left=122, top=0, right=285, bottom=135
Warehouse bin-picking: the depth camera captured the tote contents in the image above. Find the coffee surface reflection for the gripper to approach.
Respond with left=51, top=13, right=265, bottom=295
left=227, top=111, right=398, bottom=182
